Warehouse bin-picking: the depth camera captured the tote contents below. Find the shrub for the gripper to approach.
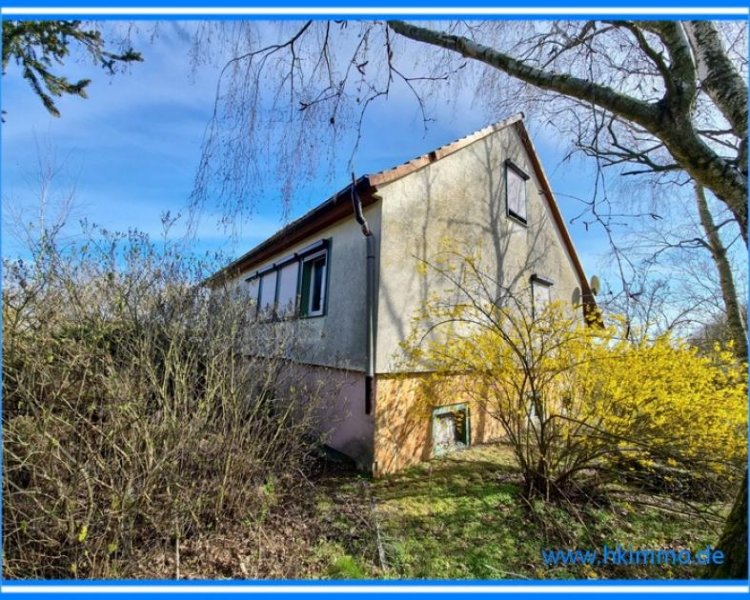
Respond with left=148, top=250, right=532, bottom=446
left=2, top=229, right=325, bottom=578
left=401, top=250, right=747, bottom=502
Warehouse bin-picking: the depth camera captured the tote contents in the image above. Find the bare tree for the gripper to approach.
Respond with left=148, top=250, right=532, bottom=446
left=191, top=20, right=746, bottom=241
left=596, top=181, right=747, bottom=358
left=693, top=183, right=747, bottom=357
left=2, top=163, right=328, bottom=579
left=387, top=21, right=747, bottom=240
left=186, top=19, right=747, bottom=579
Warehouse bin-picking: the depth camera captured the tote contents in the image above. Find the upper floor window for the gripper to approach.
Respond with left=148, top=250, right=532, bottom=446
left=245, top=239, right=330, bottom=320
left=300, top=250, right=327, bottom=317
left=531, top=274, right=553, bottom=318
left=277, top=261, right=300, bottom=317
left=506, top=159, right=530, bottom=224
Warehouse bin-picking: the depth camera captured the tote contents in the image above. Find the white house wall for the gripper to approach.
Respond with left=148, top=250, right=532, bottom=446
left=230, top=203, right=382, bottom=373
left=375, top=124, right=584, bottom=373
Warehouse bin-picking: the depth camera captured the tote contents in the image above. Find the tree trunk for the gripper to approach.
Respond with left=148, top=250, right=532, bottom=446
left=683, top=21, right=748, bottom=142
left=707, top=471, right=747, bottom=579
left=387, top=20, right=748, bottom=241
left=694, top=184, right=748, bottom=360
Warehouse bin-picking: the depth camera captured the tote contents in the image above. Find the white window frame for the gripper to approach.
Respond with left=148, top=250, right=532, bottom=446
left=301, top=249, right=328, bottom=318
left=527, top=390, right=543, bottom=426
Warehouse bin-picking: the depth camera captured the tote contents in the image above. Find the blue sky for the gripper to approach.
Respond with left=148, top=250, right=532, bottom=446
left=2, top=20, right=622, bottom=285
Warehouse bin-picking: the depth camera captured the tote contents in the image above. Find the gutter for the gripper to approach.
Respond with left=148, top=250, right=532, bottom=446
left=350, top=173, right=376, bottom=415
left=203, top=176, right=374, bottom=287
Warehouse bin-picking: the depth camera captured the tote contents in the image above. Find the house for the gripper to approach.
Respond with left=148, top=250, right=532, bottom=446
left=206, top=113, right=595, bottom=476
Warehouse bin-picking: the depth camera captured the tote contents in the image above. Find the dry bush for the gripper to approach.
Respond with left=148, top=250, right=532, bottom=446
left=2, top=228, right=326, bottom=579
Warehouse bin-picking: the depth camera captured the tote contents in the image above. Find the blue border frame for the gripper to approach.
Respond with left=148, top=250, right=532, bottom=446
left=2, top=1, right=750, bottom=20
left=3, top=579, right=749, bottom=600
left=1, top=2, right=748, bottom=597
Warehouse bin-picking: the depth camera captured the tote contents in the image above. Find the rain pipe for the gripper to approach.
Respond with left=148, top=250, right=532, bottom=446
left=350, top=173, right=376, bottom=414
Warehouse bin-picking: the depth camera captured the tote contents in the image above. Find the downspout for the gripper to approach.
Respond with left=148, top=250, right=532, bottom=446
left=350, top=173, right=376, bottom=414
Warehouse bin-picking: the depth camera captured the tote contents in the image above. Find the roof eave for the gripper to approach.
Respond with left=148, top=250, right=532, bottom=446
left=512, top=120, right=596, bottom=310
left=204, top=176, right=377, bottom=287
left=368, top=112, right=525, bottom=188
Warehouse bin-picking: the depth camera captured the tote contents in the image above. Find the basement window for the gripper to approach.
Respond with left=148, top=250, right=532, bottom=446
left=506, top=159, right=530, bottom=224
left=432, top=404, right=470, bottom=457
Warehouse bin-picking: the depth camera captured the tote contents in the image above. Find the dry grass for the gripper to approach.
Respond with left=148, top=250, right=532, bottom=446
left=144, top=443, right=728, bottom=581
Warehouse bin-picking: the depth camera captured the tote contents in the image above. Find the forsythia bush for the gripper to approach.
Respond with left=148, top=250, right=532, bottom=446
left=404, top=262, right=747, bottom=500
left=583, top=333, right=747, bottom=478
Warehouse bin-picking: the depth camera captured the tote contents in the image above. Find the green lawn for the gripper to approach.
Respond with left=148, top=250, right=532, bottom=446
left=127, top=442, right=729, bottom=580
left=314, top=444, right=728, bottom=580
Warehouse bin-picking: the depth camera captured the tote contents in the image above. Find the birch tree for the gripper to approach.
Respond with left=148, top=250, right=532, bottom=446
left=191, top=19, right=747, bottom=578
left=194, top=20, right=746, bottom=239
left=386, top=20, right=747, bottom=240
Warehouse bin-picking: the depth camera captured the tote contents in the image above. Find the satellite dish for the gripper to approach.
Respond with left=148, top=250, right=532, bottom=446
left=590, top=275, right=601, bottom=296
left=571, top=287, right=581, bottom=306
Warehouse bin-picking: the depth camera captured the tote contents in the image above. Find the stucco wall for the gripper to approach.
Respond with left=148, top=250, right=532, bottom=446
left=229, top=203, right=381, bottom=373
left=373, top=374, right=506, bottom=476
left=279, top=364, right=374, bottom=470
left=374, top=124, right=584, bottom=373
left=220, top=121, right=587, bottom=474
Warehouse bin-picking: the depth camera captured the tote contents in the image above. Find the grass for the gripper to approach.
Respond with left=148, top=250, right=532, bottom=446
left=125, top=442, right=729, bottom=580
left=311, top=443, right=729, bottom=580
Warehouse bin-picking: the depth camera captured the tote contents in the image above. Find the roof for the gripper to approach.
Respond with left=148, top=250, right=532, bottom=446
left=205, top=114, right=594, bottom=305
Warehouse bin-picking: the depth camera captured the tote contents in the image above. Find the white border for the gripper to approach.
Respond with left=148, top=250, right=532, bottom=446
left=2, top=584, right=750, bottom=594
left=1, top=6, right=749, bottom=15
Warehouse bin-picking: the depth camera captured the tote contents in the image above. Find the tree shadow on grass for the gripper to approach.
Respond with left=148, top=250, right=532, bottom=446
left=375, top=443, right=522, bottom=505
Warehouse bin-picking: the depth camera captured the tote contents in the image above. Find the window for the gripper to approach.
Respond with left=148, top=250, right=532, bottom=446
left=300, top=251, right=327, bottom=317
left=432, top=404, right=470, bottom=457
left=527, top=391, right=543, bottom=425
left=276, top=261, right=299, bottom=316
left=531, top=275, right=553, bottom=318
left=506, top=159, right=529, bottom=223
left=244, top=239, right=330, bottom=321
left=258, top=270, right=277, bottom=316
left=247, top=278, right=260, bottom=316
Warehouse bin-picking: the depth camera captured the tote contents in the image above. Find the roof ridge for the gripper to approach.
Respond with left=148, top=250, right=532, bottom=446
left=205, top=111, right=601, bottom=302
left=367, top=112, right=524, bottom=187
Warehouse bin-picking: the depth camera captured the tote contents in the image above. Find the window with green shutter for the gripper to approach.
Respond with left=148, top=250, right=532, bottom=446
left=244, top=239, right=330, bottom=321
